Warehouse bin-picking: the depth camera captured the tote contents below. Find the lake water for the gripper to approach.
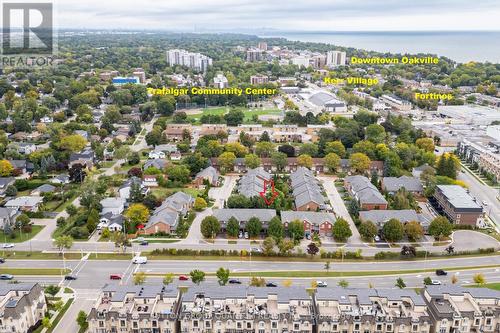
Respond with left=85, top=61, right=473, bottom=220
left=260, top=31, right=500, bottom=63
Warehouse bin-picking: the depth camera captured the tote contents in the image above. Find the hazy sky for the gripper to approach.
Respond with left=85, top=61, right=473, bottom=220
left=55, top=0, right=500, bottom=31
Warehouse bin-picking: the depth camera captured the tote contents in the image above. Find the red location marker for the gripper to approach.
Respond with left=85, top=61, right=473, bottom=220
left=259, top=179, right=279, bottom=206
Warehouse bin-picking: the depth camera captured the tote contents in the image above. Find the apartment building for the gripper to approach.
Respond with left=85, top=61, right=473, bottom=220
left=237, top=167, right=272, bottom=198
left=381, top=94, right=412, bottom=111
left=315, top=288, right=432, bottom=333
left=200, top=124, right=228, bottom=137
left=291, top=167, right=326, bottom=211
left=166, top=49, right=212, bottom=72
left=250, top=75, right=269, bottom=85
left=272, top=124, right=301, bottom=142
left=179, top=285, right=314, bottom=333
left=433, top=185, right=483, bottom=225
left=344, top=175, right=388, bottom=210
left=458, top=138, right=500, bottom=183
left=0, top=283, right=46, bottom=333
left=246, top=48, right=263, bottom=62
left=424, top=285, right=500, bottom=333
left=326, top=50, right=346, bottom=67
left=163, top=124, right=192, bottom=142
left=87, top=285, right=180, bottom=333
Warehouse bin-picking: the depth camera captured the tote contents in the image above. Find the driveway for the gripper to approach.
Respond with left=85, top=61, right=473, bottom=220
left=450, top=230, right=500, bottom=251
left=209, top=175, right=237, bottom=208
left=318, top=176, right=363, bottom=245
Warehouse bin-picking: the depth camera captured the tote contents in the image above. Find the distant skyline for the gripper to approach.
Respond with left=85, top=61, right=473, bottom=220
left=56, top=0, right=500, bottom=31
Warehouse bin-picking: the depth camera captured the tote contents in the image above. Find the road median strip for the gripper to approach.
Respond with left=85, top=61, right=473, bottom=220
left=0, top=268, right=71, bottom=275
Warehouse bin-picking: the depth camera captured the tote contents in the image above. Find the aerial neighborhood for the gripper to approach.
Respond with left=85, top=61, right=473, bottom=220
left=0, top=26, right=498, bottom=333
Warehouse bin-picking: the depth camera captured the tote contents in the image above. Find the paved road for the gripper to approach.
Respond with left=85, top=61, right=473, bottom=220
left=458, top=168, right=500, bottom=230
left=319, top=176, right=363, bottom=245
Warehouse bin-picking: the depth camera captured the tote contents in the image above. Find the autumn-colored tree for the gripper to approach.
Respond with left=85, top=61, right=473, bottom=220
left=59, top=134, right=88, bottom=152
left=297, top=154, right=313, bottom=168
left=125, top=203, right=150, bottom=228
left=0, top=160, right=14, bottom=176
left=349, top=152, right=371, bottom=173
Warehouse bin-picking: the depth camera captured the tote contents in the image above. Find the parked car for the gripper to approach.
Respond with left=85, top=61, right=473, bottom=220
left=228, top=279, right=242, bottom=284
left=238, top=232, right=243, bottom=239
left=2, top=243, right=14, bottom=249
left=430, top=280, right=442, bottom=285
left=140, top=240, right=149, bottom=246
left=251, top=247, right=262, bottom=253
left=482, top=201, right=488, bottom=206
left=0, top=274, right=13, bottom=280
left=316, top=281, right=328, bottom=287
left=0, top=258, right=5, bottom=263
left=244, top=232, right=249, bottom=239
left=109, top=274, right=122, bottom=280
left=266, top=282, right=278, bottom=287
left=374, top=235, right=381, bottom=242
left=179, top=275, right=189, bottom=281
left=436, top=270, right=447, bottom=276
left=64, top=275, right=77, bottom=280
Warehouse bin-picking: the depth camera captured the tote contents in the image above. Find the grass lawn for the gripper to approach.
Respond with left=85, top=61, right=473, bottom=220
left=468, top=283, right=500, bottom=291
left=132, top=239, right=180, bottom=244
left=185, top=107, right=282, bottom=124
left=64, top=287, right=73, bottom=293
left=55, top=192, right=80, bottom=212
left=87, top=253, right=133, bottom=260
left=100, top=161, right=116, bottom=168
left=151, top=187, right=202, bottom=199
left=0, top=268, right=70, bottom=275
left=0, top=225, right=44, bottom=243
left=44, top=200, right=64, bottom=211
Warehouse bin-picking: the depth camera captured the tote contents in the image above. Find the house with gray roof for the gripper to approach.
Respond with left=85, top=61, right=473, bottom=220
left=69, top=148, right=94, bottom=169
left=433, top=185, right=483, bottom=225
left=213, top=208, right=276, bottom=231
left=100, top=197, right=126, bottom=215
left=281, top=210, right=336, bottom=236
left=143, top=158, right=167, bottom=171
left=194, top=166, right=219, bottom=187
left=142, top=192, right=194, bottom=235
left=31, top=184, right=56, bottom=196
left=0, top=177, right=15, bottom=197
left=382, top=175, right=423, bottom=195
left=4, top=196, right=43, bottom=212
left=291, top=167, right=325, bottom=211
left=0, top=283, right=46, bottom=332
left=344, top=175, right=388, bottom=210
left=0, top=207, right=19, bottom=229
left=97, top=212, right=124, bottom=232
left=359, top=209, right=430, bottom=230
left=237, top=167, right=271, bottom=198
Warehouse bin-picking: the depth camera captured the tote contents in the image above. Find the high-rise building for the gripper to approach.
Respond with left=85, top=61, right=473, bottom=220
left=166, top=49, right=213, bottom=72
left=250, top=74, right=269, bottom=85
left=246, top=48, right=263, bottom=62
left=257, top=42, right=268, bottom=51
left=311, top=54, right=327, bottom=68
left=291, top=55, right=311, bottom=67
left=326, top=50, right=347, bottom=67
left=132, top=68, right=146, bottom=83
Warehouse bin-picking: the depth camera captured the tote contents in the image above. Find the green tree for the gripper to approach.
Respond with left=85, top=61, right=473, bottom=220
left=307, top=242, right=320, bottom=257
left=300, top=143, right=319, bottom=157
left=359, top=221, right=378, bottom=241
left=395, top=277, right=406, bottom=289
left=473, top=273, right=486, bottom=285
left=76, top=310, right=88, bottom=332
left=297, top=154, right=313, bottom=168
left=218, top=152, right=236, bottom=173
left=423, top=277, right=433, bottom=285
left=365, top=124, right=386, bottom=144
left=428, top=216, right=452, bottom=240
left=324, top=153, right=340, bottom=173
left=405, top=221, right=424, bottom=242
left=226, top=217, right=240, bottom=237
left=163, top=273, right=174, bottom=285
left=261, top=237, right=276, bottom=256
left=349, top=152, right=371, bottom=173
left=267, top=216, right=284, bottom=241
left=193, top=197, right=207, bottom=211
left=244, top=153, right=261, bottom=169
left=190, top=269, right=206, bottom=285
left=382, top=219, right=404, bottom=242
left=246, top=217, right=262, bottom=237
left=288, top=219, right=305, bottom=242
left=200, top=216, right=220, bottom=238
left=53, top=235, right=74, bottom=253
left=44, top=285, right=60, bottom=296
left=42, top=317, right=52, bottom=329
left=134, top=272, right=146, bottom=285
left=325, top=141, right=346, bottom=157
left=278, top=239, right=295, bottom=256
left=59, top=135, right=87, bottom=152
left=338, top=280, right=349, bottom=288
left=255, top=141, right=275, bottom=157
left=249, top=276, right=266, bottom=287
left=332, top=218, right=352, bottom=242
left=216, top=267, right=230, bottom=286
left=270, top=151, right=287, bottom=171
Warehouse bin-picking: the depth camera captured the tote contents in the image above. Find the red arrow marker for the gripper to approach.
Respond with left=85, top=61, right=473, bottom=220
left=259, top=179, right=279, bottom=206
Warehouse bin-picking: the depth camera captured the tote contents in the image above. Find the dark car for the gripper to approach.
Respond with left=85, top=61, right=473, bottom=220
left=436, top=270, right=447, bottom=276
left=266, top=282, right=278, bottom=287
left=109, top=274, right=122, bottom=280
left=228, top=279, right=242, bottom=284
left=64, top=275, right=77, bottom=280
left=0, top=258, right=5, bottom=263
left=140, top=241, right=149, bottom=246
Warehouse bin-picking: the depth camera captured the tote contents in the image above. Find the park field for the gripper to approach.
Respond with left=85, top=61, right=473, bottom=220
left=185, top=107, right=282, bottom=124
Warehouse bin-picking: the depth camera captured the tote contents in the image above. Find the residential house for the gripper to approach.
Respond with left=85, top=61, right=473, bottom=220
left=412, top=164, right=434, bottom=179
left=69, top=148, right=94, bottom=169
left=154, top=144, right=178, bottom=154
left=359, top=209, right=430, bottom=230
left=97, top=212, right=124, bottom=232
left=381, top=176, right=423, bottom=195
left=169, top=152, right=182, bottom=161
left=281, top=211, right=335, bottom=236
left=290, top=167, right=325, bottom=211
left=237, top=167, right=272, bottom=198
left=163, top=124, right=192, bottom=142
left=0, top=177, right=15, bottom=197
left=344, top=175, right=388, bottom=210
left=0, top=207, right=19, bottom=229
left=340, top=159, right=385, bottom=176
left=272, top=124, right=301, bottom=142
left=0, top=283, right=47, bottom=333
left=50, top=174, right=70, bottom=185
left=4, top=196, right=43, bottom=212
left=8, top=160, right=34, bottom=176
left=31, top=184, right=56, bottom=196
left=143, top=192, right=194, bottom=235
left=143, top=159, right=167, bottom=171
left=16, top=143, right=37, bottom=155
left=99, top=197, right=126, bottom=215
left=213, top=209, right=276, bottom=231
left=433, top=185, right=483, bottom=225
left=194, top=166, right=219, bottom=187
left=118, top=177, right=148, bottom=200
left=200, top=124, right=228, bottom=137
left=74, top=130, right=89, bottom=141
left=148, top=151, right=166, bottom=159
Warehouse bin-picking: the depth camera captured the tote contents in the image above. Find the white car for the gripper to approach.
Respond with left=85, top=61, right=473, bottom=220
left=430, top=280, right=441, bottom=285
left=132, top=256, right=147, bottom=264
left=2, top=244, right=14, bottom=249
left=374, top=236, right=381, bottom=242
left=244, top=232, right=249, bottom=239
left=482, top=201, right=488, bottom=206
left=316, top=281, right=328, bottom=287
